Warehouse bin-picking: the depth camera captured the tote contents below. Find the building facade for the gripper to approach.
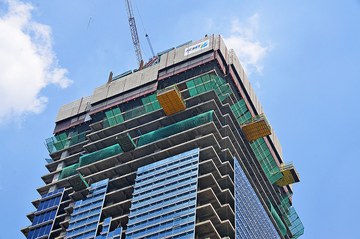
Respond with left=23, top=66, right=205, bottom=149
left=22, top=35, right=304, bottom=239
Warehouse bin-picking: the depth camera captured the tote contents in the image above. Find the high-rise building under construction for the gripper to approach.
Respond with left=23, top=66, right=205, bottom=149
left=22, top=35, right=304, bottom=239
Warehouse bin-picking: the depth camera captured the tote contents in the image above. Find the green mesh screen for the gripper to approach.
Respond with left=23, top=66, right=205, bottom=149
left=287, top=207, right=304, bottom=238
left=79, top=144, right=122, bottom=167
left=186, top=74, right=231, bottom=102
left=277, top=195, right=304, bottom=238
left=123, top=94, right=161, bottom=121
left=269, top=201, right=287, bottom=237
left=69, top=131, right=87, bottom=146
left=251, top=138, right=283, bottom=184
left=104, top=107, right=124, bottom=127
left=123, top=106, right=146, bottom=121
left=59, top=163, right=79, bottom=180
left=142, top=93, right=161, bottom=112
left=53, top=132, right=68, bottom=151
left=46, top=131, right=87, bottom=154
left=278, top=194, right=291, bottom=216
left=230, top=99, right=252, bottom=125
left=137, top=110, right=214, bottom=147
left=186, top=74, right=283, bottom=185
left=102, top=94, right=161, bottom=129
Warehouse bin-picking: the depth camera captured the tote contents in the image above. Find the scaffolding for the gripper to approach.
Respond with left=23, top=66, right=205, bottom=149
left=157, top=85, right=186, bottom=115
left=241, top=114, right=272, bottom=142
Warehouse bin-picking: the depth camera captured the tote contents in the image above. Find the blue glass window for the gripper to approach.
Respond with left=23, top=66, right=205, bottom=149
left=234, top=158, right=281, bottom=239
left=65, top=180, right=108, bottom=239
left=27, top=188, right=64, bottom=239
left=126, top=148, right=199, bottom=239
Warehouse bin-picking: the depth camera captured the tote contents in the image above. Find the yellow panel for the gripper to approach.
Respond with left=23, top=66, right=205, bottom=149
left=276, top=164, right=300, bottom=186
left=241, top=118, right=271, bottom=141
left=157, top=86, right=186, bottom=116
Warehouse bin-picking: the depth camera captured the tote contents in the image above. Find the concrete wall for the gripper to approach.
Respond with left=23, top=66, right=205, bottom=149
left=56, top=96, right=90, bottom=122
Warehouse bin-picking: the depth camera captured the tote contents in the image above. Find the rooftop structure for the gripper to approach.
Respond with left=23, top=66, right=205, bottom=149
left=22, top=34, right=304, bottom=239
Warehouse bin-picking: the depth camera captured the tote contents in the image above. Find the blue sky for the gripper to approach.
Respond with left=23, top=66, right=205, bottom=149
left=0, top=0, right=359, bottom=238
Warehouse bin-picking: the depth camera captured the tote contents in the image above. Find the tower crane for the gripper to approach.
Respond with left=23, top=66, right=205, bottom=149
left=125, top=0, right=143, bottom=69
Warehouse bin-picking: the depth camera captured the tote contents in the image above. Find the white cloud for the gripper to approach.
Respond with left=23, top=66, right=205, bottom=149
left=0, top=0, right=72, bottom=124
left=223, top=14, right=270, bottom=75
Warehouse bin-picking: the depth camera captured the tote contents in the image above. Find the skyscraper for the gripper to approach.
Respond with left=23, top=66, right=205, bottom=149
left=22, top=35, right=304, bottom=239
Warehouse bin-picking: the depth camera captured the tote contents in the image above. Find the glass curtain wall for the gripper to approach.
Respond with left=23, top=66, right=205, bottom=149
left=126, top=148, right=200, bottom=239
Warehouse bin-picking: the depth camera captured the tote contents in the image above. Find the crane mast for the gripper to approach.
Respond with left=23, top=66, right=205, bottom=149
left=125, top=0, right=143, bottom=68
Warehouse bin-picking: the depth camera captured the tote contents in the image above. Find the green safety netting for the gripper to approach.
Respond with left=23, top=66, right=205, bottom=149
left=186, top=74, right=231, bottom=102
left=123, top=94, right=161, bottom=120
left=69, top=131, right=87, bottom=146
left=251, top=138, right=283, bottom=184
left=137, top=110, right=214, bottom=147
left=141, top=93, right=161, bottom=113
left=79, top=144, right=122, bottom=167
left=269, top=201, right=287, bottom=237
left=287, top=207, right=305, bottom=238
left=59, top=163, right=79, bottom=180
left=53, top=132, right=68, bottom=151
left=230, top=99, right=252, bottom=125
left=123, top=107, right=145, bottom=121
left=46, top=131, right=87, bottom=154
left=186, top=73, right=283, bottom=186
left=103, top=94, right=161, bottom=129
left=276, top=194, right=304, bottom=239
left=104, top=107, right=124, bottom=127
left=279, top=194, right=291, bottom=216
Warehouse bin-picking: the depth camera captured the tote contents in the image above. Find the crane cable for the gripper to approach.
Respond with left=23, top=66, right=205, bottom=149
left=132, top=0, right=148, bottom=60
